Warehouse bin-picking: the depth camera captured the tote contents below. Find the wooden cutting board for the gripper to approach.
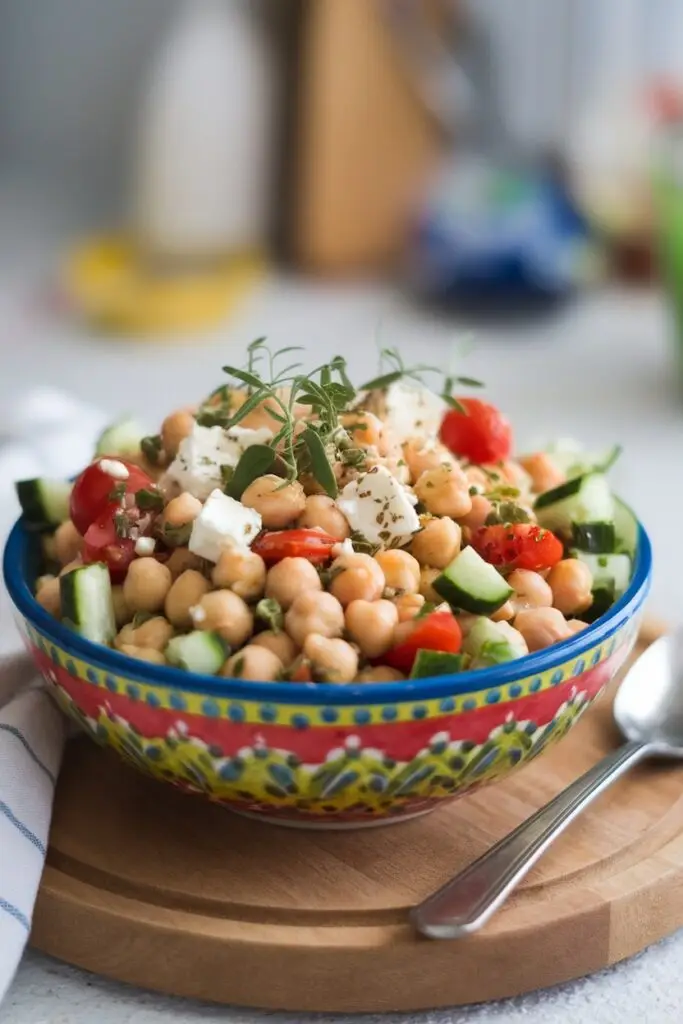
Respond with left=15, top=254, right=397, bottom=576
left=31, top=619, right=683, bottom=1013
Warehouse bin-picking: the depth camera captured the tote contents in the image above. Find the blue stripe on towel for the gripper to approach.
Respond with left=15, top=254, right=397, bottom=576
left=0, top=897, right=29, bottom=931
left=0, top=724, right=56, bottom=786
left=0, top=801, right=46, bottom=856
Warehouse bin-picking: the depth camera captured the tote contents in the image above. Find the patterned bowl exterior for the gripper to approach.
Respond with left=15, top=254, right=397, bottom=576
left=4, top=519, right=651, bottom=827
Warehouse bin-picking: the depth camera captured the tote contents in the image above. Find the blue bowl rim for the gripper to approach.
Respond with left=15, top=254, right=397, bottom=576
left=3, top=515, right=652, bottom=707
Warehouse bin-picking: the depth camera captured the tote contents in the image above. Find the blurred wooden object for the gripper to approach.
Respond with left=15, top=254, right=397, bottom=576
left=288, top=0, right=442, bottom=273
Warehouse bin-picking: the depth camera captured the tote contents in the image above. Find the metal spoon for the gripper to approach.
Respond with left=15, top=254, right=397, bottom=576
left=412, top=631, right=683, bottom=939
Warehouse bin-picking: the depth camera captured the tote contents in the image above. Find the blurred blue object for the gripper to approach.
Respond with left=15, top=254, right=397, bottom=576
left=407, top=156, right=596, bottom=315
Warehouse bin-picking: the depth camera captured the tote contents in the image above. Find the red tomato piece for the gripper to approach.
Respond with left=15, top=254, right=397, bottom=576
left=439, top=398, right=512, bottom=464
left=383, top=611, right=462, bottom=674
left=470, top=523, right=564, bottom=572
left=70, top=459, right=153, bottom=535
left=82, top=504, right=136, bottom=582
left=252, top=528, right=338, bottom=566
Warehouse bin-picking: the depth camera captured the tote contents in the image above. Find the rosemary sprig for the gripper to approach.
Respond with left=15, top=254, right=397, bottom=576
left=359, top=345, right=483, bottom=410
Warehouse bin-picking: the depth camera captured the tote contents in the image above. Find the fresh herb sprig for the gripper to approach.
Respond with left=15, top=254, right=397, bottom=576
left=359, top=345, right=483, bottom=411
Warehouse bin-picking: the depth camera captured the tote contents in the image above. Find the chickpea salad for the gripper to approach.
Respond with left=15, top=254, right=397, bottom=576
left=17, top=341, right=630, bottom=685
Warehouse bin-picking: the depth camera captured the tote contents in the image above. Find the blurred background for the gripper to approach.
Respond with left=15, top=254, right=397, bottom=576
left=2, top=0, right=683, bottom=612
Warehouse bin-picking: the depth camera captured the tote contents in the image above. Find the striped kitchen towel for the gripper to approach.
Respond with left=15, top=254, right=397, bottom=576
left=0, top=388, right=108, bottom=1002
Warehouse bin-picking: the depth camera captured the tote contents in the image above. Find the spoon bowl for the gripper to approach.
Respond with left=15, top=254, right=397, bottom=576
left=614, top=632, right=683, bottom=756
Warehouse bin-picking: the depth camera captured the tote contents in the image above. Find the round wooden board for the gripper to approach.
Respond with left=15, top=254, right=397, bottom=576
left=32, top=619, right=683, bottom=1013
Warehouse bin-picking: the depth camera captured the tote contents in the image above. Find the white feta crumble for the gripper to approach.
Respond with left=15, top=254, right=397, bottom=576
left=335, top=465, right=420, bottom=549
left=189, top=488, right=262, bottom=562
left=190, top=604, right=207, bottom=624
left=383, top=382, right=445, bottom=443
left=134, top=536, right=156, bottom=556
left=166, top=422, right=273, bottom=500
left=99, top=458, right=130, bottom=480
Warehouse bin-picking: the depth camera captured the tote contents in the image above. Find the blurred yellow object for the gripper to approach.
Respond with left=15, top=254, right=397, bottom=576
left=62, top=236, right=266, bottom=335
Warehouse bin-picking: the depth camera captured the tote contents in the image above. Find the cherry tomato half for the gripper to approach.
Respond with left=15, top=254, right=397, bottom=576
left=470, top=523, right=564, bottom=572
left=70, top=459, right=153, bottom=535
left=383, top=610, right=462, bottom=674
left=439, top=398, right=512, bottom=464
left=82, top=503, right=137, bottom=582
left=252, top=528, right=338, bottom=566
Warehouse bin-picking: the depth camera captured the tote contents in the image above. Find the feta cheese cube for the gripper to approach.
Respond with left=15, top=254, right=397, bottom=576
left=336, top=465, right=420, bottom=549
left=167, top=422, right=273, bottom=500
left=383, top=382, right=445, bottom=443
left=189, top=489, right=262, bottom=562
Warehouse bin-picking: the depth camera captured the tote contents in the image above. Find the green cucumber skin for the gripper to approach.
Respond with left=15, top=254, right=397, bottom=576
left=165, top=631, right=228, bottom=674
left=410, top=650, right=464, bottom=679
left=16, top=479, right=71, bottom=530
left=59, top=563, right=115, bottom=645
left=433, top=574, right=512, bottom=615
left=571, top=522, right=616, bottom=554
left=534, top=475, right=584, bottom=509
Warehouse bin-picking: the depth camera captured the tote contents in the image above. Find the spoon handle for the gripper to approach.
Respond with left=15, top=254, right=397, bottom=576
left=412, top=739, right=649, bottom=939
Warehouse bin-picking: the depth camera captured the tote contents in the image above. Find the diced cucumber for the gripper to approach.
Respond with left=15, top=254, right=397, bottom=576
left=95, top=417, right=146, bottom=458
left=410, top=650, right=464, bottom=679
left=535, top=473, right=614, bottom=534
left=463, top=617, right=527, bottom=667
left=572, top=551, right=632, bottom=597
left=613, top=497, right=639, bottom=557
left=16, top=478, right=72, bottom=530
left=543, top=440, right=621, bottom=479
left=59, top=563, right=116, bottom=644
left=165, top=631, right=228, bottom=674
left=434, top=546, right=513, bottom=614
left=571, top=521, right=616, bottom=554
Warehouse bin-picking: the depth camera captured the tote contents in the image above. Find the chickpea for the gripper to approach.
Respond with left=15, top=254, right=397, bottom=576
left=165, top=547, right=205, bottom=580
left=419, top=566, right=441, bottom=603
left=212, top=546, right=266, bottom=602
left=345, top=599, right=398, bottom=658
left=356, top=666, right=406, bottom=683
left=374, top=549, right=420, bottom=595
left=191, top=590, right=253, bottom=647
left=36, top=576, right=60, bottom=616
left=547, top=559, right=593, bottom=616
left=162, top=492, right=202, bottom=529
left=123, top=558, right=173, bottom=613
left=164, top=569, right=211, bottom=629
left=111, top=585, right=132, bottom=628
left=303, top=635, right=358, bottom=684
left=297, top=495, right=350, bottom=540
left=53, top=520, right=82, bottom=566
left=414, top=464, right=472, bottom=519
left=341, top=411, right=386, bottom=452
left=567, top=618, right=588, bottom=634
left=222, top=645, right=283, bottom=682
left=459, top=495, right=493, bottom=533
left=42, top=533, right=58, bottom=562
left=252, top=630, right=298, bottom=667
left=410, top=516, right=461, bottom=569
left=161, top=408, right=195, bottom=458
left=508, top=569, right=553, bottom=615
left=464, top=465, right=490, bottom=491
left=329, top=552, right=385, bottom=607
left=490, top=601, right=514, bottom=622
left=514, top=607, right=572, bottom=652
left=118, top=644, right=167, bottom=665
left=285, top=591, right=345, bottom=647
left=520, top=452, right=565, bottom=494
left=392, top=619, right=417, bottom=647
left=265, top=557, right=321, bottom=609
left=241, top=475, right=306, bottom=529
left=491, top=460, right=532, bottom=494
left=116, top=616, right=174, bottom=652
left=493, top=621, right=529, bottom=655
left=393, top=592, right=425, bottom=622
left=403, top=437, right=454, bottom=480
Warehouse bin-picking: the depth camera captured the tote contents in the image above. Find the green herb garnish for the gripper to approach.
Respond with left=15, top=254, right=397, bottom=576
left=141, top=434, right=164, bottom=465
left=135, top=488, right=164, bottom=512
left=255, top=597, right=284, bottom=633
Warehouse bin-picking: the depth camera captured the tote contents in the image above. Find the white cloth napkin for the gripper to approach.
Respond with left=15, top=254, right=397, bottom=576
left=0, top=390, right=108, bottom=1002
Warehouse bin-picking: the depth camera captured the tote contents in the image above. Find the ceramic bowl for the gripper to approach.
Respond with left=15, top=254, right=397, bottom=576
left=3, top=502, right=651, bottom=828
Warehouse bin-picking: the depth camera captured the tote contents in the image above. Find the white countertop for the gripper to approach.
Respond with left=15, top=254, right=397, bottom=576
left=1, top=182, right=683, bottom=1022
